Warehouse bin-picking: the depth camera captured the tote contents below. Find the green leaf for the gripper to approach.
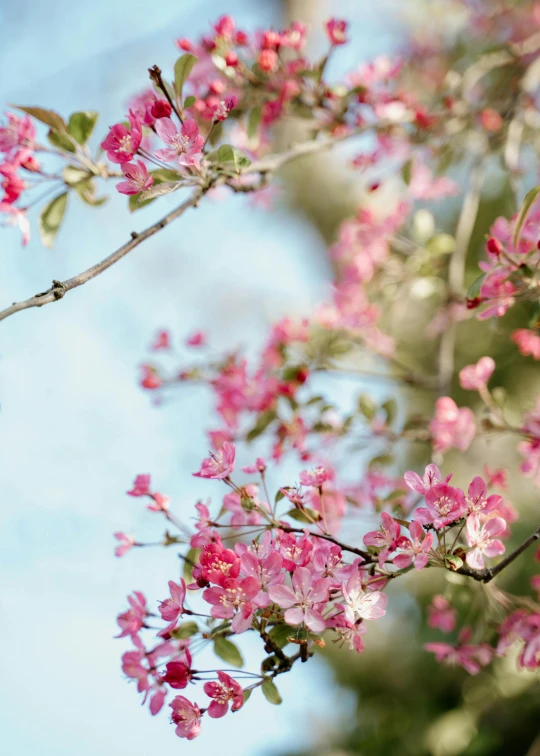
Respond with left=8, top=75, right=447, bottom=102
left=174, top=54, right=198, bottom=100
left=13, top=105, right=67, bottom=132
left=213, top=637, right=244, bottom=668
left=242, top=689, right=252, bottom=704
left=68, top=111, right=98, bottom=144
left=48, top=129, right=76, bottom=153
left=401, top=158, right=413, bottom=186
left=286, top=507, right=321, bottom=523
left=183, top=547, right=199, bottom=584
left=261, top=679, right=282, bottom=705
left=381, top=398, right=398, bottom=426
left=73, top=178, right=107, bottom=206
left=170, top=621, right=199, bottom=639
left=246, top=410, right=276, bottom=442
left=62, top=165, right=90, bottom=185
left=466, top=272, right=487, bottom=302
left=138, top=181, right=182, bottom=203
left=39, top=192, right=68, bottom=248
left=513, top=185, right=540, bottom=250
left=184, top=95, right=196, bottom=109
left=128, top=169, right=182, bottom=212
left=268, top=623, right=296, bottom=649
left=210, top=144, right=252, bottom=173
left=275, top=489, right=285, bottom=505
left=445, top=555, right=464, bottom=571
left=369, top=453, right=394, bottom=469
left=358, top=394, right=377, bottom=421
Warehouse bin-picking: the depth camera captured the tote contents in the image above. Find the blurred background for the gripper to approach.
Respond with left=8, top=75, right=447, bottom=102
left=1, top=1, right=539, bottom=755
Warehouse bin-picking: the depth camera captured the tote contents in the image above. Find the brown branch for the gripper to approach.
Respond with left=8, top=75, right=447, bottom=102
left=279, top=524, right=373, bottom=561
left=454, top=524, right=540, bottom=583
left=0, top=188, right=204, bottom=323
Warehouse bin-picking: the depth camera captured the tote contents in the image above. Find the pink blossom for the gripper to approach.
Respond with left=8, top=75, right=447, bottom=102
left=465, top=514, right=506, bottom=570
left=415, top=483, right=467, bottom=529
left=210, top=96, right=238, bottom=122
left=466, top=476, right=502, bottom=515
left=169, top=696, right=201, bottom=740
left=427, top=595, right=456, bottom=633
left=483, top=466, right=507, bottom=490
left=193, top=442, right=236, bottom=479
left=312, top=542, right=355, bottom=586
left=0, top=113, right=35, bottom=153
left=276, top=531, right=313, bottom=571
left=478, top=269, right=516, bottom=320
left=116, top=591, right=147, bottom=638
left=101, top=111, right=142, bottom=163
left=429, top=397, right=476, bottom=453
left=155, top=118, right=204, bottom=168
left=158, top=579, right=186, bottom=633
left=186, top=330, right=206, bottom=347
left=404, top=464, right=452, bottom=495
left=340, top=572, right=387, bottom=624
left=114, top=532, right=135, bottom=557
left=241, top=457, right=267, bottom=474
left=459, top=356, right=495, bottom=391
left=393, top=521, right=433, bottom=570
left=127, top=474, right=151, bottom=497
left=299, top=466, right=330, bottom=487
left=151, top=330, right=171, bottom=350
left=325, top=18, right=348, bottom=46
left=0, top=202, right=30, bottom=245
left=147, top=492, right=170, bottom=512
left=199, top=539, right=240, bottom=586
left=409, top=161, right=458, bottom=200
left=116, top=161, right=153, bottom=195
left=424, top=640, right=493, bottom=675
left=268, top=566, right=328, bottom=632
left=203, top=671, right=243, bottom=718
left=163, top=652, right=193, bottom=689
left=203, top=577, right=259, bottom=632
left=512, top=329, right=540, bottom=360
left=363, top=512, right=401, bottom=567
left=328, top=615, right=366, bottom=653
left=240, top=549, right=283, bottom=607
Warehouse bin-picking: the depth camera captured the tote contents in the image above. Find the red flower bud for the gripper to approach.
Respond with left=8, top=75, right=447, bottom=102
left=151, top=99, right=173, bottom=119
left=486, top=237, right=503, bottom=256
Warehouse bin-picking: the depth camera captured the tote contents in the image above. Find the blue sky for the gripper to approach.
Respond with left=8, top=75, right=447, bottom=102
left=0, top=2, right=398, bottom=754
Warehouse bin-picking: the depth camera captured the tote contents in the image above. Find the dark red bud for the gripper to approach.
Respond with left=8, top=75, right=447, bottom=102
left=151, top=99, right=172, bottom=119
left=486, top=237, right=503, bottom=256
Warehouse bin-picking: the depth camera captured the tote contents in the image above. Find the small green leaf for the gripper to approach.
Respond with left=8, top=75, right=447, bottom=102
left=401, top=158, right=413, bottom=186
left=48, top=129, right=76, bottom=153
left=466, top=272, right=487, bottom=302
left=286, top=507, right=321, bottom=523
left=129, top=169, right=182, bottom=212
left=381, top=398, right=398, bottom=426
left=445, top=555, right=464, bottom=571
left=358, top=394, right=377, bottom=421
left=268, top=623, right=296, bottom=649
left=246, top=410, right=276, bottom=442
left=369, top=453, right=394, bottom=469
left=261, top=679, right=282, bottom=705
left=170, top=621, right=199, bottom=639
left=242, top=689, right=252, bottom=704
left=210, top=144, right=251, bottom=173
left=138, top=181, right=182, bottom=203
left=275, top=489, right=285, bottom=505
left=213, top=637, right=244, bottom=668
left=174, top=54, right=198, bottom=100
left=39, top=192, right=68, bottom=248
left=13, top=105, right=67, bottom=132
left=183, top=547, right=199, bottom=584
left=184, top=95, right=196, bottom=109
left=68, top=111, right=98, bottom=144
left=513, top=185, right=540, bottom=250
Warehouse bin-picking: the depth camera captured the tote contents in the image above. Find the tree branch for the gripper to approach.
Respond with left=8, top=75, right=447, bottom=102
left=454, top=524, right=540, bottom=583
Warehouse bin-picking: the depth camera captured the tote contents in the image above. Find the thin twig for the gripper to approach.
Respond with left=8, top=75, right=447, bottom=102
left=454, top=524, right=540, bottom=583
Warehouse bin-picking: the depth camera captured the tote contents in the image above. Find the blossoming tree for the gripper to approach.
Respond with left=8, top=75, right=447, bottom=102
left=2, top=0, right=540, bottom=746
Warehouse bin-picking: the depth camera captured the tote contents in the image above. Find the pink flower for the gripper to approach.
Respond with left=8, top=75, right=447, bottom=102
left=459, top=356, right=495, bottom=391
left=299, top=466, right=330, bottom=487
left=424, top=640, right=493, bottom=675
left=404, top=464, right=452, bottom=495
left=155, top=118, right=204, bottom=168
left=415, top=483, right=467, bottom=529
left=0, top=202, right=30, bottom=245
left=169, top=696, right=201, bottom=740
left=427, top=595, right=456, bottom=633
left=116, top=160, right=154, bottom=195
left=127, top=474, right=151, bottom=497
left=163, top=652, right=193, bottom=689
left=258, top=49, right=279, bottom=73
left=240, top=549, right=283, bottom=607
left=147, top=492, right=170, bottom=513
left=465, top=476, right=502, bottom=515
left=268, top=566, right=328, bottom=632
left=340, top=572, right=387, bottom=624
left=241, top=457, right=267, bottom=474
left=276, top=531, right=313, bottom=571
left=199, top=539, right=241, bottom=586
left=116, top=591, right=147, bottom=638
left=363, top=511, right=401, bottom=567
left=114, top=532, right=135, bottom=557
left=210, top=96, right=238, bottom=122
left=151, top=330, right=171, bottom=350
left=478, top=269, right=516, bottom=320
left=101, top=111, right=142, bottom=163
left=203, top=577, right=259, bottom=633
left=465, top=514, right=506, bottom=570
left=429, top=397, right=476, bottom=453
left=186, top=330, right=206, bottom=347
left=203, top=671, right=243, bottom=718
left=193, top=442, right=236, bottom=479
left=0, top=113, right=35, bottom=153
left=325, top=18, right=348, bottom=46
left=512, top=329, right=540, bottom=360
left=393, top=522, right=433, bottom=570
left=158, top=579, right=186, bottom=632
left=483, top=465, right=507, bottom=490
